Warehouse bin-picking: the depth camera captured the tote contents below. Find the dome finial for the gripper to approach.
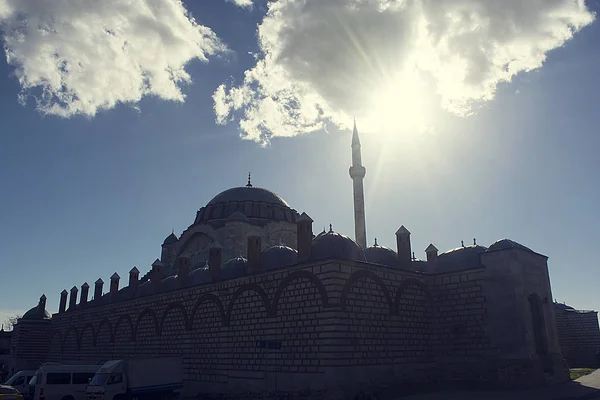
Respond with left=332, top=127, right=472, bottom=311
left=461, top=240, right=465, bottom=247
left=374, top=238, right=378, bottom=247
left=473, top=238, right=477, bottom=245
left=246, top=172, right=252, bottom=187
left=329, top=223, right=333, bottom=233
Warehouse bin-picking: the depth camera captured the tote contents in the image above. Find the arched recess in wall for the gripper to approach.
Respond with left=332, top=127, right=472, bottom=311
left=271, top=269, right=328, bottom=370
left=190, top=294, right=226, bottom=383
left=47, top=331, right=63, bottom=361
left=113, top=315, right=134, bottom=359
left=393, top=278, right=432, bottom=313
left=160, top=302, right=189, bottom=333
left=340, top=270, right=394, bottom=315
left=190, top=294, right=225, bottom=328
left=95, top=319, right=114, bottom=360
left=62, top=327, right=79, bottom=361
left=528, top=293, right=549, bottom=356
left=271, top=270, right=329, bottom=316
left=226, top=283, right=271, bottom=376
left=134, top=309, right=159, bottom=357
left=393, top=278, right=434, bottom=361
left=339, top=269, right=395, bottom=366
left=79, top=324, right=95, bottom=355
left=159, top=302, right=189, bottom=356
left=225, top=283, right=272, bottom=326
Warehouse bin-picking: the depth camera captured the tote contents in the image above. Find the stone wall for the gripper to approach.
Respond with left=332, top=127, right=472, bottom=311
left=430, top=270, right=490, bottom=380
left=42, top=260, right=493, bottom=396
left=555, top=305, right=600, bottom=368
left=9, top=320, right=51, bottom=375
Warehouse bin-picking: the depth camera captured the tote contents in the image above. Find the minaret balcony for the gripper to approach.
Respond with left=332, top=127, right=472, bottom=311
left=349, top=165, right=366, bottom=179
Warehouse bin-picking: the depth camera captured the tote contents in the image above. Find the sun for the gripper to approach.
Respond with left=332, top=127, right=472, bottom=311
left=361, top=67, right=435, bottom=137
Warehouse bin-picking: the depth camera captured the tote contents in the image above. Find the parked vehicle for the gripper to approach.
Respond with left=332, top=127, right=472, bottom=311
left=4, top=371, right=36, bottom=396
left=0, top=385, right=24, bottom=400
left=30, top=364, right=99, bottom=400
left=86, top=358, right=182, bottom=400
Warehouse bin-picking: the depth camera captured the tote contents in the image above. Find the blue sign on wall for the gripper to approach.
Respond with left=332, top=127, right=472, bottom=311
left=255, top=340, right=282, bottom=350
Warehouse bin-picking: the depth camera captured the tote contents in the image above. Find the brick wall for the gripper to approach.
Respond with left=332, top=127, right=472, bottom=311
left=40, top=260, right=494, bottom=395
left=430, top=270, right=490, bottom=380
left=555, top=305, right=600, bottom=367
left=10, top=320, right=51, bottom=373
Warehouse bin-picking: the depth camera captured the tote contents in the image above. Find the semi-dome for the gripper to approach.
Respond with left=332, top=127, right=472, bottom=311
left=310, top=228, right=366, bottom=262
left=260, top=245, right=298, bottom=271
left=22, top=305, right=51, bottom=321
left=163, top=233, right=178, bottom=246
left=220, top=257, right=248, bottom=279
left=195, top=185, right=297, bottom=225
left=365, top=240, right=398, bottom=268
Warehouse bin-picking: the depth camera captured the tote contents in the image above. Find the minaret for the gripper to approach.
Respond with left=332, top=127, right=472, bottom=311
left=349, top=120, right=367, bottom=249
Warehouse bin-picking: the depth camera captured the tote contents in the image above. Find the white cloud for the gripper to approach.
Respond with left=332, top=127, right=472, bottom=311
left=214, top=0, right=595, bottom=144
left=0, top=0, right=227, bottom=117
left=228, top=0, right=253, bottom=8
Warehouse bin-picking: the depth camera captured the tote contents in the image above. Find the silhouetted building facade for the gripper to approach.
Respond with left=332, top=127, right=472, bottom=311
left=554, top=302, right=600, bottom=367
left=10, top=125, right=570, bottom=396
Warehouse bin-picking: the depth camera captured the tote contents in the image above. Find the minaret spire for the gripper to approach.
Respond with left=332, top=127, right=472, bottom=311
left=349, top=120, right=367, bottom=249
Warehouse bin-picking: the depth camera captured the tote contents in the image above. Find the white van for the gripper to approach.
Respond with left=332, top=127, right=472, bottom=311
left=30, top=364, right=99, bottom=400
left=4, top=371, right=36, bottom=394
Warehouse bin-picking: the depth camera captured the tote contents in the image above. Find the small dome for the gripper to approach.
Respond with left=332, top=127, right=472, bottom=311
left=160, top=275, right=178, bottom=292
left=437, top=245, right=487, bottom=270
left=310, top=228, right=366, bottom=262
left=365, top=240, right=398, bottom=268
left=554, top=302, right=575, bottom=311
left=487, top=239, right=535, bottom=254
left=221, top=257, right=248, bottom=279
left=163, top=233, right=178, bottom=246
left=314, top=228, right=327, bottom=239
left=190, top=266, right=212, bottom=285
left=22, top=305, right=51, bottom=321
left=260, top=245, right=298, bottom=271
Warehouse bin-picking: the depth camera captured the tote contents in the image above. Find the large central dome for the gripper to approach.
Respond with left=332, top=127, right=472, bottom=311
left=194, top=185, right=297, bottom=225
left=207, top=186, right=290, bottom=208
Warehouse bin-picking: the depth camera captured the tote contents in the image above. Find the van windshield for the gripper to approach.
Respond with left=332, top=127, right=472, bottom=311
left=89, top=374, right=109, bottom=386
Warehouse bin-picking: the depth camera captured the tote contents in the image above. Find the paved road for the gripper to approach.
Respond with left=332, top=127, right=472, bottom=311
left=394, top=370, right=600, bottom=400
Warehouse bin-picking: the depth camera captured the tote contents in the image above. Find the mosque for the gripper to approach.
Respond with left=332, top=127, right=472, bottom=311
left=8, top=123, right=573, bottom=397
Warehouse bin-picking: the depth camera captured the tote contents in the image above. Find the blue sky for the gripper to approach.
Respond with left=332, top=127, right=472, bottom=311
left=1, top=0, right=599, bottom=321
